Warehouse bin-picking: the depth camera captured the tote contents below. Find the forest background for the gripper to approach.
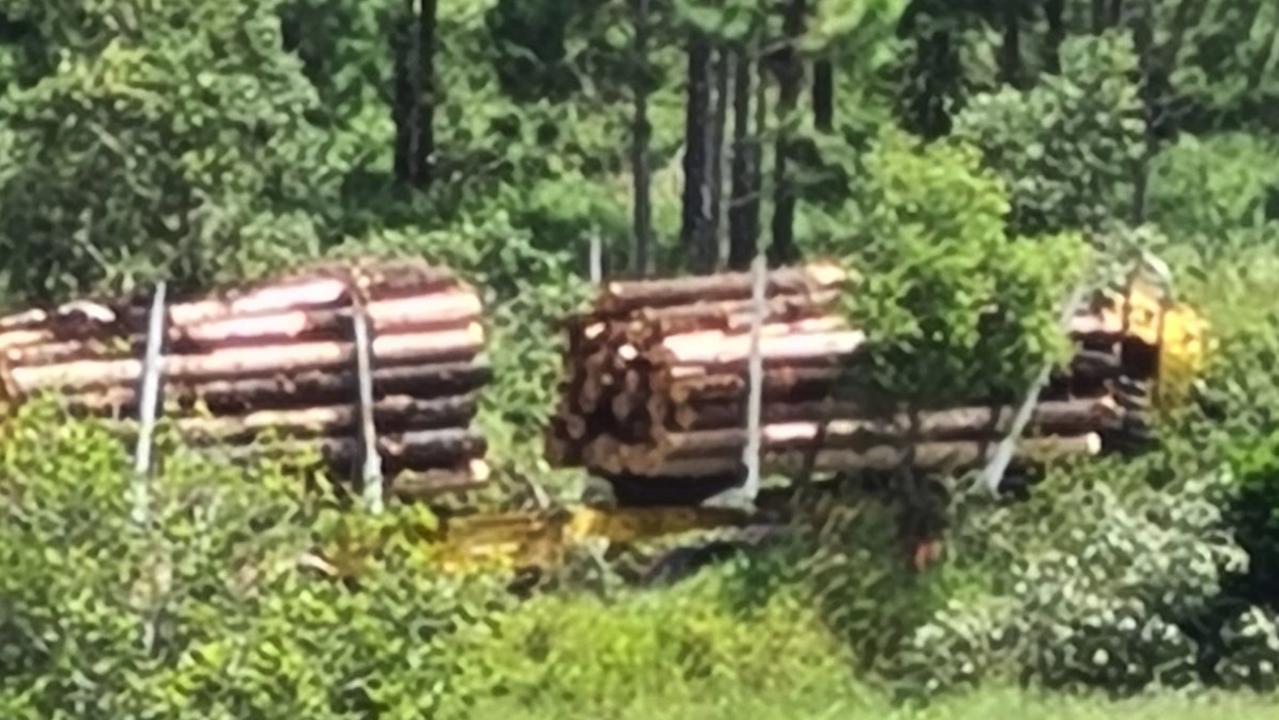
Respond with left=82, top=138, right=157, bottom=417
left=2, top=0, right=1279, bottom=717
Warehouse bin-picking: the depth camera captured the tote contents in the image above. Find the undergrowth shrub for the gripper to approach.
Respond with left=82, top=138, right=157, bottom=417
left=460, top=561, right=856, bottom=714
left=1216, top=606, right=1279, bottom=692
left=1148, top=133, right=1279, bottom=245
left=800, top=128, right=1088, bottom=407
left=0, top=400, right=514, bottom=719
left=840, top=448, right=1246, bottom=700
left=850, top=245, right=1279, bottom=700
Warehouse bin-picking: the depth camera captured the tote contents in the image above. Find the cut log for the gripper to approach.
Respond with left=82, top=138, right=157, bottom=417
left=666, top=366, right=847, bottom=404
left=598, top=262, right=848, bottom=315
left=58, top=358, right=492, bottom=414
left=212, top=427, right=487, bottom=468
left=659, top=327, right=865, bottom=366
left=6, top=324, right=484, bottom=395
left=673, top=396, right=1124, bottom=437
left=631, top=290, right=838, bottom=334
left=179, top=290, right=481, bottom=345
left=168, top=277, right=352, bottom=327
left=0, top=328, right=54, bottom=350
left=166, top=393, right=480, bottom=444
left=625, top=434, right=1102, bottom=478
left=162, top=261, right=462, bottom=327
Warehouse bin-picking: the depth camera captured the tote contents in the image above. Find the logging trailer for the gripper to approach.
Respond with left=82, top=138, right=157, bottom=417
left=0, top=257, right=1209, bottom=581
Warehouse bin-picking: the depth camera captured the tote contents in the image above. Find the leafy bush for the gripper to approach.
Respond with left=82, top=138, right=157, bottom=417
left=952, top=32, right=1145, bottom=238
left=0, top=401, right=514, bottom=719
left=848, top=242, right=1279, bottom=700
left=0, top=0, right=348, bottom=301
left=459, top=561, right=856, bottom=715
left=802, top=128, right=1087, bottom=405
left=1216, top=606, right=1279, bottom=692
left=1148, top=133, right=1279, bottom=241
left=876, top=451, right=1246, bottom=699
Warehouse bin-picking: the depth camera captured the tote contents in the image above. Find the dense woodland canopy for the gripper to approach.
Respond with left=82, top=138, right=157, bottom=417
left=0, top=0, right=1278, bottom=717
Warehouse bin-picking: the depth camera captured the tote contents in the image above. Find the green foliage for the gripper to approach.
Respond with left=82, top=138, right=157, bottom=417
left=0, top=0, right=1278, bottom=713
left=458, top=562, right=856, bottom=715
left=0, top=401, right=514, bottom=718
left=952, top=32, right=1145, bottom=237
left=1148, top=133, right=1279, bottom=248
left=878, top=452, right=1246, bottom=698
left=1170, top=1, right=1279, bottom=133
left=803, top=128, right=1087, bottom=405
left=1216, top=606, right=1279, bottom=692
left=0, top=0, right=349, bottom=301
left=787, top=488, right=971, bottom=674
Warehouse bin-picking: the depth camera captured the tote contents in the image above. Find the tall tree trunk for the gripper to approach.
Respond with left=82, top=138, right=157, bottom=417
left=392, top=0, right=418, bottom=184
left=1045, top=0, right=1065, bottom=74
left=631, top=0, right=653, bottom=276
left=901, top=8, right=957, bottom=139
left=1091, top=0, right=1106, bottom=33
left=1107, top=0, right=1124, bottom=27
left=1151, top=0, right=1205, bottom=139
left=999, top=3, right=1022, bottom=87
left=729, top=49, right=759, bottom=271
left=393, top=0, right=436, bottom=188
left=711, top=49, right=734, bottom=268
left=416, top=0, right=438, bottom=187
left=711, top=49, right=731, bottom=271
left=681, top=33, right=716, bottom=273
left=1130, top=0, right=1155, bottom=225
left=768, top=0, right=807, bottom=267
left=813, top=58, right=833, bottom=131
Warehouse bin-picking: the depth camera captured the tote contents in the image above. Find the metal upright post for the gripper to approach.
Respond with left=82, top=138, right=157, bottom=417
left=352, top=306, right=384, bottom=514
left=132, top=281, right=167, bottom=528
left=589, top=231, right=603, bottom=285
left=741, top=252, right=767, bottom=501
left=979, top=280, right=1090, bottom=496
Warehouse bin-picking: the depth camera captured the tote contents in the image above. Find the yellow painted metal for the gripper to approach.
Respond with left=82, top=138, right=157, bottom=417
left=1156, top=299, right=1210, bottom=408
left=1094, top=276, right=1209, bottom=409
left=424, top=505, right=757, bottom=574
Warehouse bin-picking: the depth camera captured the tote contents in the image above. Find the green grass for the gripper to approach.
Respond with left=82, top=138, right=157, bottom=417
left=471, top=686, right=1279, bottom=720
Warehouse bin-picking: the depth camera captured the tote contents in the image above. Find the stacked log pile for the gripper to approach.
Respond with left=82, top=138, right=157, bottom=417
left=0, top=258, right=491, bottom=498
left=547, top=263, right=1162, bottom=494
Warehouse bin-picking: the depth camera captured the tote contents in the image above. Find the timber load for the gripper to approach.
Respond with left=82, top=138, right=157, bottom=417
left=547, top=262, right=1203, bottom=502
left=0, top=258, right=492, bottom=498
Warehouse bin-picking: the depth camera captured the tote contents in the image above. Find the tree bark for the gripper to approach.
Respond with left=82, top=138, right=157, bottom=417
left=598, top=262, right=846, bottom=315
left=681, top=32, right=716, bottom=273
left=1091, top=0, right=1107, bottom=33
left=999, top=3, right=1022, bottom=87
left=392, top=0, right=436, bottom=187
left=1107, top=0, right=1124, bottom=27
left=813, top=58, right=833, bottom=131
left=672, top=396, right=1125, bottom=437
left=631, top=0, right=653, bottom=276
left=166, top=394, right=480, bottom=444
left=768, top=0, right=808, bottom=267
left=1131, top=0, right=1154, bottom=225
left=607, top=434, right=1102, bottom=477
left=1045, top=0, right=1065, bottom=74
left=709, top=48, right=732, bottom=269
left=416, top=0, right=438, bottom=187
left=903, top=14, right=956, bottom=138
left=392, top=0, right=415, bottom=183
left=727, top=49, right=756, bottom=271
left=7, top=325, right=485, bottom=395
left=63, top=359, right=492, bottom=415
left=217, top=428, right=487, bottom=469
